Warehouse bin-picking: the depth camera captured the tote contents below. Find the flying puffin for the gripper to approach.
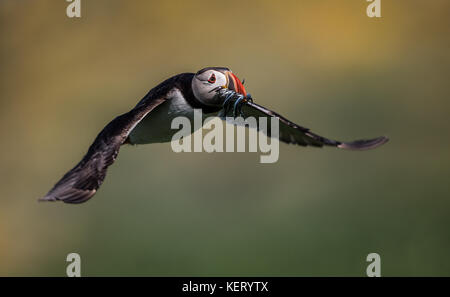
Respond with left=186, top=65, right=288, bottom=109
left=40, top=67, right=388, bottom=204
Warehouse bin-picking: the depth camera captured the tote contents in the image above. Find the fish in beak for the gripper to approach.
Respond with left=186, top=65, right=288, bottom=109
left=217, top=71, right=253, bottom=117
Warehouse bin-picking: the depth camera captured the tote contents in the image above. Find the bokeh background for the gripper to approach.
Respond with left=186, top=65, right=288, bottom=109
left=1, top=0, right=449, bottom=276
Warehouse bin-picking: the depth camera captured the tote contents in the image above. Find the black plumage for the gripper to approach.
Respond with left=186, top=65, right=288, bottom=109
left=40, top=74, right=196, bottom=203
left=236, top=101, right=389, bottom=149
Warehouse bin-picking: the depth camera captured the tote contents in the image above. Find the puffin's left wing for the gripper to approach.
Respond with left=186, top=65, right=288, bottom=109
left=231, top=101, right=388, bottom=150
left=39, top=87, right=171, bottom=204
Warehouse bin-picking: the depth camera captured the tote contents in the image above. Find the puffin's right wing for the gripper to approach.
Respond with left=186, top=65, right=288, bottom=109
left=39, top=80, right=176, bottom=204
left=226, top=101, right=389, bottom=150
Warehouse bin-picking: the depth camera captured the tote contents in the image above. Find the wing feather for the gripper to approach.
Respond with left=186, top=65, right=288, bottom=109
left=39, top=79, right=176, bottom=204
left=232, top=101, right=388, bottom=150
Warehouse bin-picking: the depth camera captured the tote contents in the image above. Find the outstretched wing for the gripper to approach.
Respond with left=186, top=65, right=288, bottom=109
left=225, top=101, right=388, bottom=150
left=40, top=87, right=172, bottom=204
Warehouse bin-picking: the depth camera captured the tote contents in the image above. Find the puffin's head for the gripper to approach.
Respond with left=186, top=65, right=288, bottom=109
left=192, top=67, right=247, bottom=106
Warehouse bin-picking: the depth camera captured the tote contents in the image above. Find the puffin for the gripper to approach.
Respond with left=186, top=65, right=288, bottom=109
left=40, top=67, right=388, bottom=204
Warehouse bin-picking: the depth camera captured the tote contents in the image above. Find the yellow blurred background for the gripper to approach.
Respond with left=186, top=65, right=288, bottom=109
left=0, top=0, right=449, bottom=276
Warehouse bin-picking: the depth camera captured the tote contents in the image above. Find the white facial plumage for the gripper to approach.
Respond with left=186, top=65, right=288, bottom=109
left=192, top=69, right=227, bottom=106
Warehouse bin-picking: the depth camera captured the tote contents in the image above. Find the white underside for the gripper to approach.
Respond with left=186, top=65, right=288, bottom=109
left=128, top=88, right=215, bottom=144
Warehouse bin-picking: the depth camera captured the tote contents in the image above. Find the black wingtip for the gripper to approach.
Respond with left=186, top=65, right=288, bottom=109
left=38, top=195, right=57, bottom=202
left=338, top=136, right=389, bottom=151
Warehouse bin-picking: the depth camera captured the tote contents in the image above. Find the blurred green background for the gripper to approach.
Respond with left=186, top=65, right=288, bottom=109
left=0, top=0, right=449, bottom=276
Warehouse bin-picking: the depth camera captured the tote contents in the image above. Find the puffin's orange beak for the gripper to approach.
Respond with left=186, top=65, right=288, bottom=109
left=225, top=71, right=247, bottom=97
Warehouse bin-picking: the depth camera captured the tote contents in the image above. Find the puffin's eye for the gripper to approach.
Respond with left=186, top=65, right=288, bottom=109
left=207, top=73, right=216, bottom=84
